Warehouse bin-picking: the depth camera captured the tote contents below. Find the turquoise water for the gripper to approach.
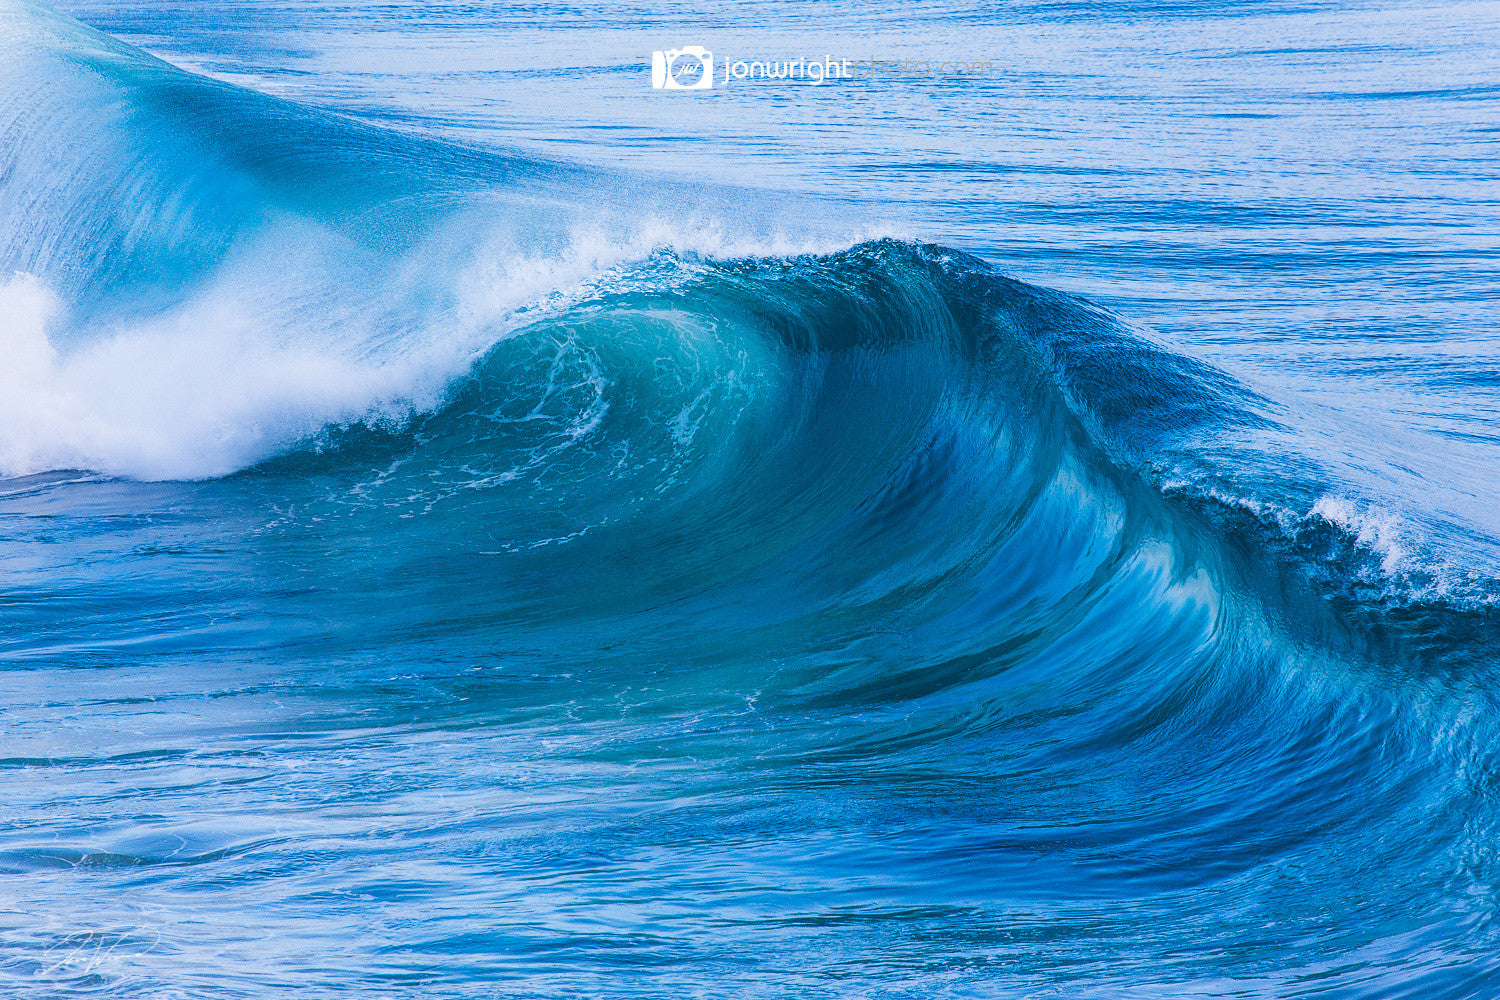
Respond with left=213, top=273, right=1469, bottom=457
left=2, top=1, right=1499, bottom=996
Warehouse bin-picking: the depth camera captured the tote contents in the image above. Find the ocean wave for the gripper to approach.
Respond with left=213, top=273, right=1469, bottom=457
left=5, top=4, right=1500, bottom=995
left=2, top=0, right=1492, bottom=643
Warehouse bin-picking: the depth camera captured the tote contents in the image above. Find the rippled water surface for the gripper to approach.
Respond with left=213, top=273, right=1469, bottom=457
left=2, top=0, right=1499, bottom=996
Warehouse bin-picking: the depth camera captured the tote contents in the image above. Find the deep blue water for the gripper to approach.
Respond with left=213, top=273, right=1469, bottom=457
left=2, top=0, right=1500, bottom=996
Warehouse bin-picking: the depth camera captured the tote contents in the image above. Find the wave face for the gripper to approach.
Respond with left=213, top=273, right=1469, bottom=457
left=3, top=2, right=1500, bottom=998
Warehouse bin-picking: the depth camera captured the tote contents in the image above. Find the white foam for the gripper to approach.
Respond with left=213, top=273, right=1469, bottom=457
left=1309, top=495, right=1411, bottom=576
left=0, top=267, right=430, bottom=480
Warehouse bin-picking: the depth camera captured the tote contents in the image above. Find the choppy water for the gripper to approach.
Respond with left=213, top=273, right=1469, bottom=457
left=2, top=0, right=1499, bottom=996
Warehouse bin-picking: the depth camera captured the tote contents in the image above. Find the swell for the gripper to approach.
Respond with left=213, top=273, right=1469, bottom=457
left=7, top=232, right=1500, bottom=995
left=244, top=235, right=1495, bottom=678
left=1, top=0, right=1492, bottom=669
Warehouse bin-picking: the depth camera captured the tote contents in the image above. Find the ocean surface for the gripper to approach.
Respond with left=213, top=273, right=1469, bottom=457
left=2, top=0, right=1499, bottom=996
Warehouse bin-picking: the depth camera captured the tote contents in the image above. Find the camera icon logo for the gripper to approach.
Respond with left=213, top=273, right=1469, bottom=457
left=652, top=46, right=714, bottom=90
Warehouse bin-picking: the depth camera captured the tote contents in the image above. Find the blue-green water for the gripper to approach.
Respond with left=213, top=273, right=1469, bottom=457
left=2, top=0, right=1499, bottom=995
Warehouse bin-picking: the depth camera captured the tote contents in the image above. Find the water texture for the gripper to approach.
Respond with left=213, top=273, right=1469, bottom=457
left=2, top=1, right=1498, bottom=996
